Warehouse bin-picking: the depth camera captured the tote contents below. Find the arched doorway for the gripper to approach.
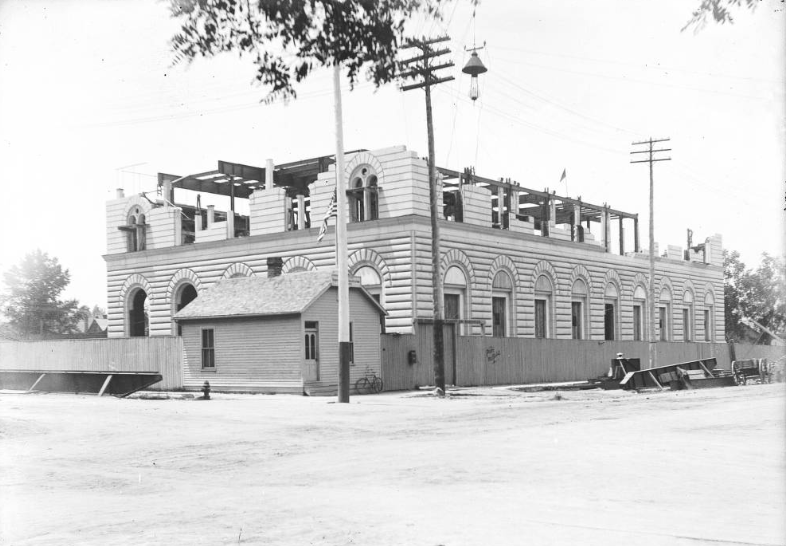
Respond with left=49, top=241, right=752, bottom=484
left=128, top=288, right=149, bottom=337
left=174, top=283, right=198, bottom=335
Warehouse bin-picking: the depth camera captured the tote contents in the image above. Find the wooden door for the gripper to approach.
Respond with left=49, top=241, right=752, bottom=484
left=303, top=322, right=319, bottom=381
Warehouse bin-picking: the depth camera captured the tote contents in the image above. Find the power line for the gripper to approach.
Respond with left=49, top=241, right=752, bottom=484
left=400, top=35, right=455, bottom=394
left=493, top=55, right=779, bottom=102
left=631, top=137, right=671, bottom=370
left=491, top=44, right=785, bottom=86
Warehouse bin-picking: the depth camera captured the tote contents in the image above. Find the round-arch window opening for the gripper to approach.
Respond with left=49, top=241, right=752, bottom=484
left=128, top=288, right=149, bottom=337
left=444, top=266, right=468, bottom=333
left=571, top=279, right=588, bottom=340
left=355, top=265, right=384, bottom=332
left=348, top=165, right=379, bottom=222
left=492, top=270, right=513, bottom=337
left=534, top=275, right=553, bottom=339
left=173, top=283, right=197, bottom=336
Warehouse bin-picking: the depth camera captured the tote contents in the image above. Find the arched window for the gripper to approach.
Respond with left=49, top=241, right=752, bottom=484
left=571, top=279, right=588, bottom=340
left=632, top=285, right=647, bottom=341
left=173, top=283, right=198, bottom=336
left=355, top=265, right=384, bottom=333
left=604, top=283, right=619, bottom=341
left=492, top=270, right=513, bottom=337
left=683, top=290, right=694, bottom=342
left=534, top=275, right=553, bottom=339
left=444, top=266, right=468, bottom=333
left=659, top=286, right=672, bottom=341
left=703, top=291, right=715, bottom=342
left=128, top=288, right=149, bottom=337
left=124, top=206, right=146, bottom=252
left=348, top=166, right=379, bottom=222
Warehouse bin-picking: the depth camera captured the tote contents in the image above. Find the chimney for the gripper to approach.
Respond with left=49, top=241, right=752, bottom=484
left=267, top=257, right=283, bottom=278
left=265, top=159, right=275, bottom=189
left=116, top=188, right=125, bottom=199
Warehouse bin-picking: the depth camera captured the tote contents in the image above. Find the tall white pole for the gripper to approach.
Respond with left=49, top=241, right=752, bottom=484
left=333, top=64, right=351, bottom=403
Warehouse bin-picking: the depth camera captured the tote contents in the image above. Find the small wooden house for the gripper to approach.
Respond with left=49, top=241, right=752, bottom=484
left=174, top=270, right=386, bottom=395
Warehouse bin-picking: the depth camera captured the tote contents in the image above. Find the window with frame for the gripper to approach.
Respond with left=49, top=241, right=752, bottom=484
left=491, top=270, right=513, bottom=337
left=444, top=266, right=468, bottom=334
left=659, top=287, right=672, bottom=341
left=633, top=305, right=642, bottom=341
left=534, top=275, right=553, bottom=339
left=571, top=279, right=588, bottom=340
left=659, top=307, right=668, bottom=341
left=201, top=328, right=215, bottom=369
left=535, top=299, right=547, bottom=339
left=704, top=309, right=712, bottom=342
left=604, top=283, right=619, bottom=341
left=704, top=291, right=715, bottom=342
left=683, top=290, right=694, bottom=342
left=347, top=166, right=379, bottom=222
left=121, top=206, right=147, bottom=252
left=632, top=285, right=647, bottom=342
left=304, top=321, right=318, bottom=361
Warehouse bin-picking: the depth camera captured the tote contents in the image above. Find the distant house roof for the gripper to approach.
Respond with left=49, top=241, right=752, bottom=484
left=174, top=271, right=385, bottom=321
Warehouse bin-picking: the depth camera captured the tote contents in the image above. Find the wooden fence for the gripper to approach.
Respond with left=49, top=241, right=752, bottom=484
left=0, top=337, right=184, bottom=390
left=381, top=325, right=783, bottom=391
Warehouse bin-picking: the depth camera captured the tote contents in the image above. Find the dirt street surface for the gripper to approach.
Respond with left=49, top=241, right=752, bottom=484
left=1, top=384, right=784, bottom=546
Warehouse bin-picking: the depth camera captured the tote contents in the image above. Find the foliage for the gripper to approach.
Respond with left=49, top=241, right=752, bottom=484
left=724, top=250, right=786, bottom=343
left=169, top=0, right=449, bottom=103
left=1, top=250, right=83, bottom=337
left=683, top=0, right=761, bottom=31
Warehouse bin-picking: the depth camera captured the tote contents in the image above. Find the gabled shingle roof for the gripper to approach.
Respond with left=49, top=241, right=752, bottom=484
left=174, top=271, right=384, bottom=321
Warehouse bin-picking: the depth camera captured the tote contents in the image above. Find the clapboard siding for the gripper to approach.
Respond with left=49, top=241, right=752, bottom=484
left=181, top=315, right=301, bottom=391
left=303, top=287, right=382, bottom=386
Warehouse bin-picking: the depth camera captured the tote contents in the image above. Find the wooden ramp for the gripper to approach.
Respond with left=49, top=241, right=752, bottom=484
left=0, top=370, right=162, bottom=397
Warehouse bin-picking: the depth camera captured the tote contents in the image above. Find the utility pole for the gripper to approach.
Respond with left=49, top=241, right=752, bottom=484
left=631, top=137, right=671, bottom=369
left=401, top=36, right=454, bottom=393
left=333, top=64, right=351, bottom=403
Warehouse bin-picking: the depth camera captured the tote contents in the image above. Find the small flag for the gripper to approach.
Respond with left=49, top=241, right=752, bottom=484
left=316, top=189, right=337, bottom=243
left=559, top=169, right=567, bottom=196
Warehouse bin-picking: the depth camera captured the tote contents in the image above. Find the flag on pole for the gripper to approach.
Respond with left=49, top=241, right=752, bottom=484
left=316, top=189, right=337, bottom=243
left=559, top=168, right=567, bottom=196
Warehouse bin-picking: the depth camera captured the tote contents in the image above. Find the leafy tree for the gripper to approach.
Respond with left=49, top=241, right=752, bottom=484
left=683, top=0, right=762, bottom=31
left=1, top=250, right=82, bottom=338
left=169, top=0, right=447, bottom=102
left=724, top=250, right=786, bottom=343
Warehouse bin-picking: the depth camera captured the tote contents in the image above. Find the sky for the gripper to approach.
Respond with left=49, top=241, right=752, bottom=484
left=0, top=0, right=783, bottom=310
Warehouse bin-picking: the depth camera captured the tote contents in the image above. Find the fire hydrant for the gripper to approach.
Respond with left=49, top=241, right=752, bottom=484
left=201, top=381, right=211, bottom=400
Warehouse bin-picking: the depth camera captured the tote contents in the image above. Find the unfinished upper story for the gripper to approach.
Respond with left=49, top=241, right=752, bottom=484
left=105, top=145, right=724, bottom=341
left=107, top=145, right=720, bottom=265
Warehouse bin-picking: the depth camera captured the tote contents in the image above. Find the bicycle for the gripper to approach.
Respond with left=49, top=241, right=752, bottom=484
left=355, top=369, right=384, bottom=394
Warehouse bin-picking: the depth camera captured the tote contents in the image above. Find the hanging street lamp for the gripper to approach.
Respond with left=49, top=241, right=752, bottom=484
left=462, top=49, right=487, bottom=101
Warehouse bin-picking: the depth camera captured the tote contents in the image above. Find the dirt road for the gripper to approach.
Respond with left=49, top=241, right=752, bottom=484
left=1, top=384, right=784, bottom=545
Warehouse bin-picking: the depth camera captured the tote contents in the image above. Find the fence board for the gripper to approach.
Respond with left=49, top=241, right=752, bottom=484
left=732, top=343, right=784, bottom=363
left=382, top=325, right=767, bottom=391
left=0, top=337, right=183, bottom=390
